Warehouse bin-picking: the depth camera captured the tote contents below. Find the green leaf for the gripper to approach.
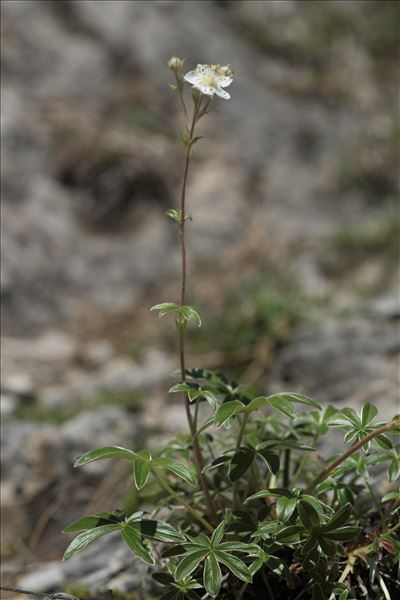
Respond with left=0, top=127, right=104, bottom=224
left=154, top=457, right=197, bottom=487
left=323, top=527, right=361, bottom=541
left=63, top=515, right=109, bottom=532
left=375, top=434, right=393, bottom=449
left=215, top=551, right=252, bottom=583
left=228, top=448, right=254, bottom=482
left=341, top=408, right=362, bottom=427
left=361, top=403, right=378, bottom=426
left=245, top=488, right=293, bottom=503
left=203, top=455, right=231, bottom=473
left=195, top=416, right=215, bottom=437
left=214, top=401, right=242, bottom=427
left=382, top=491, right=400, bottom=503
left=320, top=503, right=352, bottom=532
left=298, top=499, right=321, bottom=531
left=162, top=544, right=187, bottom=558
left=139, top=520, right=185, bottom=543
left=217, top=542, right=262, bottom=554
left=275, top=525, right=305, bottom=542
left=169, top=382, right=198, bottom=394
left=181, top=131, right=190, bottom=145
left=204, top=553, right=221, bottom=597
left=312, top=583, right=325, bottom=600
left=175, top=549, right=208, bottom=581
left=257, top=449, right=280, bottom=474
left=317, top=536, right=337, bottom=556
left=63, top=524, right=119, bottom=559
left=265, top=396, right=297, bottom=419
left=152, top=572, right=174, bottom=585
left=276, top=497, right=297, bottom=522
left=245, top=393, right=320, bottom=415
left=120, top=523, right=155, bottom=565
left=159, top=591, right=180, bottom=600
left=180, top=305, right=202, bottom=327
left=74, top=446, right=138, bottom=467
left=150, top=302, right=180, bottom=318
left=133, top=450, right=152, bottom=490
left=388, top=459, right=400, bottom=482
left=211, top=521, right=225, bottom=546
left=63, top=510, right=127, bottom=532
left=268, top=393, right=321, bottom=410
left=165, top=209, right=192, bottom=223
left=264, top=555, right=288, bottom=578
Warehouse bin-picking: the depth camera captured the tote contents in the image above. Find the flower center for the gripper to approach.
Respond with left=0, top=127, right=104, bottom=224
left=202, top=74, right=216, bottom=87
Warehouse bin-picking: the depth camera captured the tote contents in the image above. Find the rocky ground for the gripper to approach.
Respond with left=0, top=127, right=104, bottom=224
left=1, top=0, right=399, bottom=597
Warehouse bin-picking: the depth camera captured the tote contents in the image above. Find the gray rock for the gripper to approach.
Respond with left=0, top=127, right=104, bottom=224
left=18, top=531, right=149, bottom=593
left=0, top=393, right=18, bottom=416
left=370, top=286, right=400, bottom=319
left=273, top=317, right=399, bottom=419
left=40, top=350, right=173, bottom=409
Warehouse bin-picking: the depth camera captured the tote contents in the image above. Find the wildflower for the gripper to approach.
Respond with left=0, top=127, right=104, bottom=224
left=168, top=56, right=184, bottom=71
left=183, top=64, right=233, bottom=99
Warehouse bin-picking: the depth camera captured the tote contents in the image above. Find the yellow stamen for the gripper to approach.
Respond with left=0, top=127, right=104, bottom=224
left=202, top=74, right=216, bottom=87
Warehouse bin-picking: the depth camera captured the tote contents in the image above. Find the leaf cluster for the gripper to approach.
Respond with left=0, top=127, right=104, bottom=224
left=64, top=371, right=399, bottom=599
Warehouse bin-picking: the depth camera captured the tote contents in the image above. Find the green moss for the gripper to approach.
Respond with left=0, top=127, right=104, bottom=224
left=330, top=219, right=399, bottom=260
left=61, top=585, right=155, bottom=600
left=322, top=217, right=399, bottom=284
left=188, top=274, right=309, bottom=366
left=62, top=584, right=90, bottom=599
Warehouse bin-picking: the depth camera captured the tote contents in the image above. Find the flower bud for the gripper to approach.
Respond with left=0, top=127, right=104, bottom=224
left=168, top=56, right=184, bottom=72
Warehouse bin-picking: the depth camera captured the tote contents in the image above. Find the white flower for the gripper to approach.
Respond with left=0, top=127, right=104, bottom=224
left=183, top=64, right=233, bottom=99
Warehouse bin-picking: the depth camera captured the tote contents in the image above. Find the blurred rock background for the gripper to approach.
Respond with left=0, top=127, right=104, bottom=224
left=1, top=0, right=399, bottom=596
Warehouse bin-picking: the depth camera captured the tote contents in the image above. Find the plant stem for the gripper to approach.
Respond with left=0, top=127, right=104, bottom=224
left=177, top=95, right=217, bottom=522
left=283, top=449, right=291, bottom=488
left=236, top=414, right=249, bottom=451
left=306, top=422, right=396, bottom=493
left=153, top=469, right=213, bottom=533
left=233, top=414, right=249, bottom=507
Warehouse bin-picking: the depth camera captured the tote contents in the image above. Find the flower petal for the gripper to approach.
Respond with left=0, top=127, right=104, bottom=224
left=216, top=76, right=233, bottom=88
left=184, top=70, right=203, bottom=85
left=193, top=83, right=215, bottom=96
left=214, top=87, right=230, bottom=99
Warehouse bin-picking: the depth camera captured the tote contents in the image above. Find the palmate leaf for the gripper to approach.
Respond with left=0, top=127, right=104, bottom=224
left=214, top=551, right=252, bottom=583
left=322, top=527, right=361, bottom=541
left=298, top=499, right=321, bottom=531
left=256, top=449, right=280, bottom=474
left=150, top=302, right=180, bottom=317
left=317, top=536, right=337, bottom=556
left=320, top=503, right=352, bottom=532
left=244, top=393, right=321, bottom=417
left=120, top=523, right=155, bottom=565
left=153, top=457, right=197, bottom=487
left=245, top=488, right=293, bottom=503
left=74, top=446, right=139, bottom=467
left=228, top=448, right=255, bottom=482
left=63, top=510, right=126, bottom=532
left=175, top=548, right=208, bottom=580
left=133, top=450, right=152, bottom=490
left=211, top=521, right=225, bottom=546
left=276, top=497, right=297, bottom=522
left=214, top=400, right=243, bottom=427
left=139, top=520, right=185, bottom=543
left=184, top=368, right=238, bottom=394
left=204, top=554, right=221, bottom=597
left=63, top=524, right=120, bottom=559
left=361, top=403, right=378, bottom=426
